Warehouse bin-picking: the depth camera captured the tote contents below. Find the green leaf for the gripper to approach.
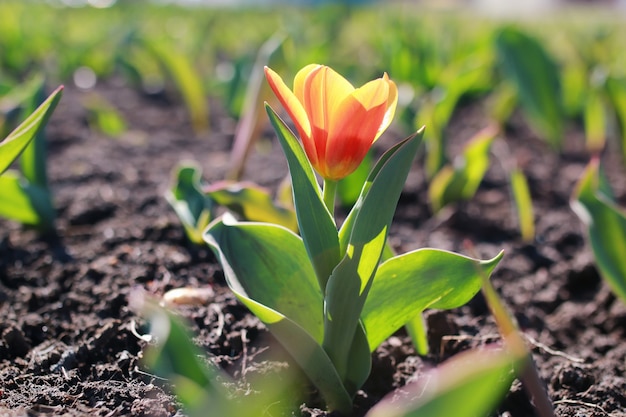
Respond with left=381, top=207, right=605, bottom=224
left=206, top=180, right=297, bottom=232
left=363, top=249, right=503, bottom=351
left=0, top=85, right=62, bottom=176
left=145, top=38, right=208, bottom=134
left=510, top=168, right=535, bottom=242
left=428, top=125, right=498, bottom=212
left=571, top=159, right=626, bottom=303
left=324, top=130, right=422, bottom=385
left=141, top=302, right=239, bottom=417
left=266, top=104, right=340, bottom=292
left=606, top=76, right=626, bottom=161
left=365, top=348, right=518, bottom=417
left=82, top=92, right=127, bottom=137
left=204, top=217, right=352, bottom=413
left=0, top=171, right=42, bottom=225
left=496, top=27, right=563, bottom=147
left=165, top=163, right=213, bottom=245
left=19, top=82, right=49, bottom=188
left=584, top=87, right=607, bottom=153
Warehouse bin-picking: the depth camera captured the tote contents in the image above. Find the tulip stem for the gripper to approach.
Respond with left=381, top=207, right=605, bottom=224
left=323, top=179, right=338, bottom=217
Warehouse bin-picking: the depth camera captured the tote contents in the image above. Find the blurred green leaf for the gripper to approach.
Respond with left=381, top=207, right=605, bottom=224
left=0, top=171, right=43, bottom=225
left=606, top=76, right=626, bottom=162
left=365, top=347, right=518, bottom=417
left=206, top=180, right=297, bottom=232
left=82, top=92, right=127, bottom=137
left=572, top=159, right=626, bottom=303
left=428, top=125, right=498, bottom=212
left=145, top=38, right=208, bottom=134
left=496, top=27, right=564, bottom=148
left=363, top=250, right=503, bottom=350
left=165, top=163, right=213, bottom=245
left=584, top=87, right=608, bottom=153
left=510, top=168, right=535, bottom=242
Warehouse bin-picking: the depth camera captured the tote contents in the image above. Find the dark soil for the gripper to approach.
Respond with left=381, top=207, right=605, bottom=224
left=1, top=79, right=626, bottom=417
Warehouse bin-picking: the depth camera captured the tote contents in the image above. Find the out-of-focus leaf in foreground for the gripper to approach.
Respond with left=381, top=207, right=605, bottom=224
left=365, top=347, right=520, bottom=417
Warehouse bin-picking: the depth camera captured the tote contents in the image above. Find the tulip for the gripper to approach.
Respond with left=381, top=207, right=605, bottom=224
left=264, top=64, right=398, bottom=181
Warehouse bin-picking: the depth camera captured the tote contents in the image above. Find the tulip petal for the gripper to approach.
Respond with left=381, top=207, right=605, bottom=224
left=303, top=66, right=355, bottom=168
left=374, top=74, right=398, bottom=141
left=322, top=80, right=389, bottom=180
left=294, top=64, right=321, bottom=104
left=264, top=66, right=312, bottom=142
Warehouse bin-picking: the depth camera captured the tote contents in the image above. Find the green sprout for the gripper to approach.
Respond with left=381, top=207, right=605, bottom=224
left=0, top=84, right=62, bottom=231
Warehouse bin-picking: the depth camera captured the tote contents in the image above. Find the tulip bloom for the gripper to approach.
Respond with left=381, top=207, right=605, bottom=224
left=265, top=64, right=398, bottom=181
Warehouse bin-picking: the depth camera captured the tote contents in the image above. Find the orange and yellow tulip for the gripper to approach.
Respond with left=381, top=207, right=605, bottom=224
left=264, top=64, right=398, bottom=181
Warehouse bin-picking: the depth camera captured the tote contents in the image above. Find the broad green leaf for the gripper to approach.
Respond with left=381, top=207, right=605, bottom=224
left=266, top=104, right=340, bottom=292
left=428, top=125, right=498, bottom=212
left=510, top=169, right=535, bottom=242
left=165, top=164, right=213, bottom=245
left=204, top=217, right=352, bottom=413
left=324, top=131, right=422, bottom=384
left=584, top=87, right=607, bottom=153
left=206, top=180, right=297, bottom=232
left=496, top=27, right=563, bottom=148
left=363, top=249, right=503, bottom=351
left=365, top=348, right=519, bottom=417
left=0, top=85, right=62, bottom=176
left=571, top=159, right=626, bottom=303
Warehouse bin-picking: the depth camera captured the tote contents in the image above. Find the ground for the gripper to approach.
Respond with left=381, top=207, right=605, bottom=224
left=1, top=79, right=625, bottom=417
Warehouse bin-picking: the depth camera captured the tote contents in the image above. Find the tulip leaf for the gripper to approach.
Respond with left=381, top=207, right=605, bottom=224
left=265, top=104, right=340, bottom=292
left=365, top=347, right=519, bottom=417
left=496, top=27, right=563, bottom=148
left=428, top=125, right=497, bottom=212
left=324, top=129, right=422, bottom=385
left=165, top=163, right=213, bottom=245
left=571, top=160, right=626, bottom=303
left=362, top=249, right=503, bottom=351
left=0, top=85, right=62, bottom=176
left=206, top=180, right=297, bottom=232
left=0, top=171, right=44, bottom=225
left=204, top=217, right=352, bottom=413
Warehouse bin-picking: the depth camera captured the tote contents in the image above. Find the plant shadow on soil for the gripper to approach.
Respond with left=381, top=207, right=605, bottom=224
left=1, top=81, right=626, bottom=417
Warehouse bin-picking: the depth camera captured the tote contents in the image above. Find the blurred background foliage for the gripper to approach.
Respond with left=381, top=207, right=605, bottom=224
left=2, top=0, right=626, bottom=183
